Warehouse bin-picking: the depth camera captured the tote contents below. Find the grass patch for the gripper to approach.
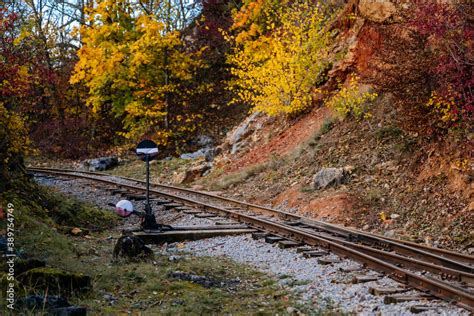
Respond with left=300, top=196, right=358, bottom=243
left=290, top=117, right=335, bottom=160
left=212, top=163, right=269, bottom=190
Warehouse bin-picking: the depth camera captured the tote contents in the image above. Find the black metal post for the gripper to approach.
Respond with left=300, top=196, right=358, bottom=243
left=143, top=154, right=158, bottom=230
left=146, top=154, right=150, bottom=211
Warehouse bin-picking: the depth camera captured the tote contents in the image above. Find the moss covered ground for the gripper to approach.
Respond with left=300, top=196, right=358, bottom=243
left=0, top=177, right=323, bottom=314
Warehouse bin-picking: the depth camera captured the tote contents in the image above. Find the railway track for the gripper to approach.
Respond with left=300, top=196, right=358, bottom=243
left=29, top=167, right=474, bottom=311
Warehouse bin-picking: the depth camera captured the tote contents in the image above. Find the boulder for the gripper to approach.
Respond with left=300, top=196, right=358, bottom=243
left=180, top=135, right=215, bottom=161
left=172, top=163, right=212, bottom=184
left=358, top=0, right=397, bottom=23
left=312, top=166, right=354, bottom=190
left=195, top=135, right=213, bottom=147
left=180, top=147, right=214, bottom=162
left=81, top=156, right=118, bottom=172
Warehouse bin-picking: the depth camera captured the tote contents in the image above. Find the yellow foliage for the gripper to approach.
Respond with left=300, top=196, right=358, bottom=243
left=228, top=1, right=331, bottom=116
left=426, top=90, right=457, bottom=127
left=325, top=75, right=378, bottom=119
left=0, top=103, right=32, bottom=166
left=70, top=0, right=207, bottom=143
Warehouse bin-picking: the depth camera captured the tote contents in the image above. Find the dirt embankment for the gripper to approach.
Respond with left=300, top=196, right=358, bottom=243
left=203, top=1, right=473, bottom=250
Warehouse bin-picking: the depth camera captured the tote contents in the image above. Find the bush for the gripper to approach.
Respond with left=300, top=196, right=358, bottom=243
left=325, top=75, right=378, bottom=119
left=412, top=2, right=473, bottom=130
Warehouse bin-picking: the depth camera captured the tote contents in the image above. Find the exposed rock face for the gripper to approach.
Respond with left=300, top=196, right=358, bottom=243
left=180, top=147, right=214, bottom=161
left=358, top=0, right=397, bottom=23
left=81, top=156, right=118, bottom=172
left=312, top=166, right=354, bottom=190
left=180, top=135, right=215, bottom=161
left=226, top=112, right=262, bottom=154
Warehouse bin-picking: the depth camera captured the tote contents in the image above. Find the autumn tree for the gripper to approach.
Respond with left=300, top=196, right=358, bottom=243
left=227, top=0, right=332, bottom=116
left=71, top=0, right=207, bottom=146
left=0, top=9, right=32, bottom=190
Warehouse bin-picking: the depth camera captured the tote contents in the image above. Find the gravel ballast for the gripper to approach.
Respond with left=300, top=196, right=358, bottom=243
left=35, top=174, right=469, bottom=315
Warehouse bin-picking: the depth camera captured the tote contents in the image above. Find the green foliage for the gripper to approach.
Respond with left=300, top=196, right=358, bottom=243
left=227, top=1, right=332, bottom=116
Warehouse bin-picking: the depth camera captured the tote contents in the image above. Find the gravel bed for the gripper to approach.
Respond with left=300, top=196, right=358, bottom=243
left=177, top=235, right=468, bottom=315
left=34, top=174, right=469, bottom=315
left=34, top=175, right=215, bottom=228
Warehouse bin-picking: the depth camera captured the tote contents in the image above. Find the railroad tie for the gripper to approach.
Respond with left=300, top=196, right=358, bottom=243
left=182, top=209, right=202, bottom=215
left=384, top=294, right=435, bottom=304
left=369, top=287, right=408, bottom=296
left=265, top=236, right=284, bottom=244
left=252, top=232, right=268, bottom=240
left=352, top=275, right=380, bottom=284
left=410, top=305, right=439, bottom=314
left=339, top=265, right=362, bottom=273
left=296, top=246, right=314, bottom=253
left=302, top=251, right=329, bottom=258
left=163, top=203, right=183, bottom=210
left=278, top=240, right=302, bottom=249
left=215, top=221, right=240, bottom=226
left=318, top=258, right=342, bottom=265
left=195, top=213, right=216, bottom=218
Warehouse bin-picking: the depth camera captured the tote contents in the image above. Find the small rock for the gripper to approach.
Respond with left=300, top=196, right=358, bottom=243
left=103, top=293, right=117, bottom=305
left=390, top=214, right=400, bottom=220
left=168, top=255, right=182, bottom=262
left=468, top=202, right=474, bottom=212
left=70, top=227, right=82, bottom=236
left=384, top=230, right=396, bottom=238
left=362, top=224, right=370, bottom=230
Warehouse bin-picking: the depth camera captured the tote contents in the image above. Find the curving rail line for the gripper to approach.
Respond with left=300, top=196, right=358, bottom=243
left=29, top=167, right=474, bottom=311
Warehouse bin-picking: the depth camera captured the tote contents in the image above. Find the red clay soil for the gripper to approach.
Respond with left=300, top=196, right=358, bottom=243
left=226, top=106, right=333, bottom=173
left=272, top=187, right=354, bottom=223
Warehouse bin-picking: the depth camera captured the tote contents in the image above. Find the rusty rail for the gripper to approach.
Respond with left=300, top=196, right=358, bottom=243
left=29, top=167, right=474, bottom=311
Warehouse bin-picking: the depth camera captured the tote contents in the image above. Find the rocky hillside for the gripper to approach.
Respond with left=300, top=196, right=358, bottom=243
left=184, top=0, right=473, bottom=251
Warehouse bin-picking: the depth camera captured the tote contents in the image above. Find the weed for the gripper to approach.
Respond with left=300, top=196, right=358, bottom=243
left=375, top=126, right=403, bottom=140
left=214, top=163, right=268, bottom=190
left=394, top=138, right=417, bottom=155
left=320, top=118, right=334, bottom=135
left=365, top=188, right=383, bottom=204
